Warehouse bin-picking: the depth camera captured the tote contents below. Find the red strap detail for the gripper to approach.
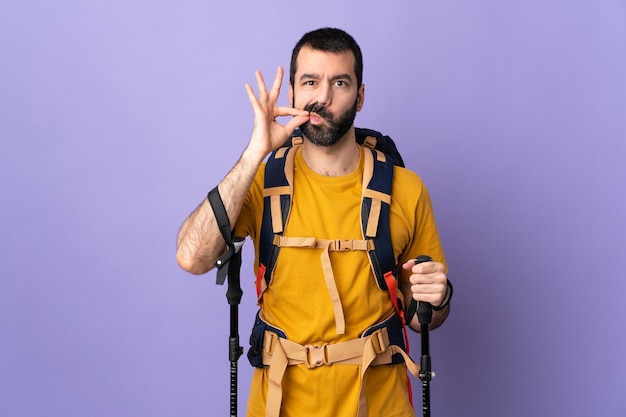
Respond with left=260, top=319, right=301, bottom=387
left=383, top=271, right=399, bottom=313
left=383, top=270, right=413, bottom=404
left=255, top=264, right=266, bottom=299
left=401, top=319, right=411, bottom=355
left=383, top=271, right=411, bottom=351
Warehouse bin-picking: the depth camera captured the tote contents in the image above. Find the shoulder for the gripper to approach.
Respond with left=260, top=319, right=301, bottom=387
left=392, top=165, right=426, bottom=191
left=389, top=165, right=434, bottom=214
left=244, top=162, right=267, bottom=205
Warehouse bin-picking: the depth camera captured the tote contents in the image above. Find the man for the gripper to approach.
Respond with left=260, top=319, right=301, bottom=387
left=176, top=28, right=450, bottom=417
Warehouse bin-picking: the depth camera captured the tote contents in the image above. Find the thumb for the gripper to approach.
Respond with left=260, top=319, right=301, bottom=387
left=401, top=260, right=415, bottom=270
left=283, top=114, right=310, bottom=135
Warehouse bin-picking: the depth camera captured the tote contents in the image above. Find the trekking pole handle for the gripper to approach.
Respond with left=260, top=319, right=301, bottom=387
left=414, top=255, right=434, bottom=325
left=413, top=255, right=434, bottom=417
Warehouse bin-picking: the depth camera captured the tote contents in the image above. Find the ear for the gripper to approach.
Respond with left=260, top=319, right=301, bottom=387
left=356, top=84, right=365, bottom=111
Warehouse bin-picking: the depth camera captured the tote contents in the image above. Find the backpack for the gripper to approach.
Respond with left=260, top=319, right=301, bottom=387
left=248, top=127, right=412, bottom=365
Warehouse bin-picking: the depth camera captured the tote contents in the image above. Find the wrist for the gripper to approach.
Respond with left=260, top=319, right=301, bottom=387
left=241, top=145, right=268, bottom=166
left=432, top=279, right=453, bottom=311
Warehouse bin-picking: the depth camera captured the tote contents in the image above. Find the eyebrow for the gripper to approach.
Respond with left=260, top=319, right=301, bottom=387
left=299, top=73, right=354, bottom=82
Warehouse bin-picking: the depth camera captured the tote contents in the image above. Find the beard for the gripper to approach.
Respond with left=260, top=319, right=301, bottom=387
left=300, top=100, right=358, bottom=147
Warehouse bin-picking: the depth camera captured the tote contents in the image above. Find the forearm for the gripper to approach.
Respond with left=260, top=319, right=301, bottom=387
left=176, top=67, right=310, bottom=275
left=176, top=148, right=264, bottom=274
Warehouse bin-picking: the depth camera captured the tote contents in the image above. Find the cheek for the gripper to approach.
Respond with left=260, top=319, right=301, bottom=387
left=292, top=89, right=317, bottom=109
left=293, top=96, right=308, bottom=110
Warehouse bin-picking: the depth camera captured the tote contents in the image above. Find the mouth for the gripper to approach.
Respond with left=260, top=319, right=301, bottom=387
left=305, top=103, right=331, bottom=126
left=309, top=112, right=325, bottom=124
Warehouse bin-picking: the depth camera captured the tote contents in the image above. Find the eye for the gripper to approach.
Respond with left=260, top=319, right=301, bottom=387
left=335, top=80, right=349, bottom=87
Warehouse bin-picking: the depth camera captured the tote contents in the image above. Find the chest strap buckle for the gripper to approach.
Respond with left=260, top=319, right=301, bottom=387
left=305, top=344, right=330, bottom=368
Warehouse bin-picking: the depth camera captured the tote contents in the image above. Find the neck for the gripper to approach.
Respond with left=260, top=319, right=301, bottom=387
left=301, top=129, right=361, bottom=176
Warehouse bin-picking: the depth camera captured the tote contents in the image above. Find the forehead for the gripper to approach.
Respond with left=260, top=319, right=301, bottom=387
left=294, top=46, right=356, bottom=79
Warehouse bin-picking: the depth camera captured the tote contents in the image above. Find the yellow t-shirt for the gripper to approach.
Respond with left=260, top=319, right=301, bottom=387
left=235, top=147, right=446, bottom=417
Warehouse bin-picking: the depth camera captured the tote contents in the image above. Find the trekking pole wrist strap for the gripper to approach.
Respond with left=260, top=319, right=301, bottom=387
left=207, top=186, right=243, bottom=285
left=208, top=187, right=233, bottom=247
left=432, top=279, right=453, bottom=311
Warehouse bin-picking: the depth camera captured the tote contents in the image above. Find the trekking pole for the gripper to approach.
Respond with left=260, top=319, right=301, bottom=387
left=414, top=255, right=434, bottom=417
left=226, top=239, right=244, bottom=417
left=208, top=188, right=244, bottom=417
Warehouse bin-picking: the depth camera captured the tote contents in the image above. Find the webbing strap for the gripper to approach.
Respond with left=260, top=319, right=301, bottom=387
left=363, top=188, right=392, bottom=203
left=262, top=328, right=392, bottom=367
left=255, top=264, right=267, bottom=302
left=262, top=328, right=420, bottom=417
left=320, top=242, right=345, bottom=335
left=272, top=236, right=374, bottom=335
left=356, top=344, right=419, bottom=416
left=383, top=270, right=415, bottom=405
left=272, top=236, right=374, bottom=251
left=264, top=145, right=298, bottom=235
left=383, top=272, right=401, bottom=317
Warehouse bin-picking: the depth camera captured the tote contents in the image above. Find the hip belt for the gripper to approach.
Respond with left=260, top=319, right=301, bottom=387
left=260, top=327, right=420, bottom=417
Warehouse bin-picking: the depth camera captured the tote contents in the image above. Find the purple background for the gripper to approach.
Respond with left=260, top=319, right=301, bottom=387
left=1, top=1, right=625, bottom=416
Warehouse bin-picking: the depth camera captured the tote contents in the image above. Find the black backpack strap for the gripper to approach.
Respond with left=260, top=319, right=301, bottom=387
left=361, top=148, right=397, bottom=290
left=256, top=142, right=300, bottom=298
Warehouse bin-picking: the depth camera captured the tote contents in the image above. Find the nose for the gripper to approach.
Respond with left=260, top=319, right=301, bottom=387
left=315, top=83, right=333, bottom=107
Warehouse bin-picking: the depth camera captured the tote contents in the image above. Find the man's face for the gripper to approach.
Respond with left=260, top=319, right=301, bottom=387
left=290, top=46, right=364, bottom=147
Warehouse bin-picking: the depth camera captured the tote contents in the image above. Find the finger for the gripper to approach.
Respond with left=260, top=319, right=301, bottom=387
left=276, top=106, right=310, bottom=133
left=411, top=281, right=447, bottom=304
left=255, top=70, right=269, bottom=100
left=402, top=260, right=415, bottom=270
left=411, top=291, right=443, bottom=304
left=245, top=83, right=259, bottom=107
left=245, top=83, right=263, bottom=114
left=283, top=114, right=311, bottom=135
left=402, top=260, right=433, bottom=274
left=410, top=271, right=447, bottom=288
left=268, top=67, right=284, bottom=103
left=276, top=106, right=310, bottom=117
left=415, top=261, right=445, bottom=274
left=411, top=282, right=439, bottom=294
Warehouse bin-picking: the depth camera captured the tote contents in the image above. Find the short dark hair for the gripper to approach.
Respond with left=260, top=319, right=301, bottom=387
left=289, top=27, right=363, bottom=89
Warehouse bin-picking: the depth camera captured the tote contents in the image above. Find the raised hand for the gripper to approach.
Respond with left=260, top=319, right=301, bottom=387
left=244, top=67, right=310, bottom=159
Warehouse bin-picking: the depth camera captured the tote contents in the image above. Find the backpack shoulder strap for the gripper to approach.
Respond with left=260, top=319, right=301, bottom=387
left=360, top=148, right=397, bottom=291
left=361, top=148, right=414, bottom=366
left=255, top=138, right=302, bottom=299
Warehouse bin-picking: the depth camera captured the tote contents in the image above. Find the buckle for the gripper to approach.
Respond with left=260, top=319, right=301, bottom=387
left=305, top=344, right=329, bottom=368
left=332, top=240, right=351, bottom=251
left=370, top=329, right=388, bottom=354
left=264, top=331, right=277, bottom=354
left=363, top=136, right=377, bottom=149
